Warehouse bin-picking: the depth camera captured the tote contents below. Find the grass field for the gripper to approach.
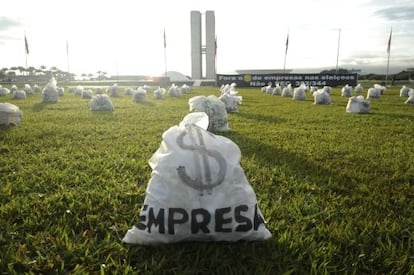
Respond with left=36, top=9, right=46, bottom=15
left=0, top=83, right=413, bottom=274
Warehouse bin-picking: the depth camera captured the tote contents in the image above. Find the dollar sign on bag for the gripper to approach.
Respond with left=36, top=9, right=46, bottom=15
left=176, top=126, right=227, bottom=195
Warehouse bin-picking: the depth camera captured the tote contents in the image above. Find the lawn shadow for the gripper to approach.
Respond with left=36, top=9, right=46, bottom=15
left=0, top=124, right=17, bottom=133
left=90, top=110, right=114, bottom=116
left=234, top=112, right=287, bottom=125
left=222, top=130, right=353, bottom=188
left=133, top=101, right=155, bottom=107
left=32, top=101, right=58, bottom=112
left=370, top=111, right=414, bottom=120
left=125, top=239, right=302, bottom=273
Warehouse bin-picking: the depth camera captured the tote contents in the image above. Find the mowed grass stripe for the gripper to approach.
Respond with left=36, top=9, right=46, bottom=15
left=0, top=84, right=413, bottom=273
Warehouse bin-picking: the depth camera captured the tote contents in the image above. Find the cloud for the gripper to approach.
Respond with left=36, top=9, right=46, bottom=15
left=0, top=16, right=22, bottom=31
left=369, top=0, right=414, bottom=22
left=0, top=17, right=23, bottom=46
left=0, top=34, right=20, bottom=46
left=375, top=5, right=414, bottom=21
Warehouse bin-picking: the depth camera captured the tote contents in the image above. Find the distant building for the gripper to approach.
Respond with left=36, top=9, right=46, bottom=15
left=108, top=75, right=148, bottom=81
left=235, top=69, right=292, bottom=75
left=191, top=10, right=216, bottom=80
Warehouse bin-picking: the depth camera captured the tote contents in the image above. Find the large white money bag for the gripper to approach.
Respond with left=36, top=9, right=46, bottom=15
left=0, top=102, right=22, bottom=126
left=123, top=112, right=272, bottom=245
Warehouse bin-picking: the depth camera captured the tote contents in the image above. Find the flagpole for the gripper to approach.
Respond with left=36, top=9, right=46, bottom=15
left=336, top=28, right=341, bottom=74
left=214, top=35, right=217, bottom=77
left=163, top=28, right=167, bottom=77
left=25, top=48, right=28, bottom=69
left=385, top=28, right=392, bottom=86
left=66, top=40, right=71, bottom=85
left=24, top=32, right=28, bottom=82
left=283, top=30, right=289, bottom=74
left=25, top=51, right=28, bottom=83
left=385, top=50, right=390, bottom=86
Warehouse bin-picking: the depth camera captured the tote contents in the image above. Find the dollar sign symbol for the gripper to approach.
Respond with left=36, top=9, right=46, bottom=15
left=176, top=126, right=227, bottom=195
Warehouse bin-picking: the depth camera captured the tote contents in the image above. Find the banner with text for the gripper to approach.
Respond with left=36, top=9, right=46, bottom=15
left=217, top=73, right=358, bottom=87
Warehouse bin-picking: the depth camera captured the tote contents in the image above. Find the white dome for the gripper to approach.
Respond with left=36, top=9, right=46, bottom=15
left=166, top=71, right=190, bottom=82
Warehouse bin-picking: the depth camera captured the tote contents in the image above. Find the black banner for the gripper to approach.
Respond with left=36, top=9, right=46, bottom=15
left=217, top=73, right=358, bottom=87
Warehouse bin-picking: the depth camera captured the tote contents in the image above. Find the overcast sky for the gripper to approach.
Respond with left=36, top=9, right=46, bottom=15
left=0, top=0, right=413, bottom=77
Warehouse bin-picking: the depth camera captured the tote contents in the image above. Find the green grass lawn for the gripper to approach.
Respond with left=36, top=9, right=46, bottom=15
left=0, top=83, right=413, bottom=274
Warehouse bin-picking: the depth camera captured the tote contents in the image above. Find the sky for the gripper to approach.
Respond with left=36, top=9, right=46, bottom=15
left=0, top=0, right=413, bottom=78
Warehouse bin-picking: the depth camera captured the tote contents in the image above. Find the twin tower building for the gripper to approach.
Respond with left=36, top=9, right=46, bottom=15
left=191, top=11, right=216, bottom=80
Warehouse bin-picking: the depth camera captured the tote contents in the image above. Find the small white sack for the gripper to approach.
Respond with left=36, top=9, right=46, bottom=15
left=24, top=84, right=33, bottom=95
left=180, top=84, right=190, bottom=94
left=400, top=86, right=412, bottom=97
left=374, top=84, right=386, bottom=94
left=189, top=95, right=230, bottom=131
left=341, top=85, right=353, bottom=97
left=219, top=93, right=242, bottom=113
left=293, top=85, right=306, bottom=101
left=322, top=86, right=332, bottom=95
left=168, top=84, right=181, bottom=97
left=261, top=85, right=273, bottom=94
left=0, top=102, right=23, bottom=125
left=346, top=96, right=370, bottom=113
left=82, top=89, right=93, bottom=99
left=153, top=87, right=166, bottom=99
left=12, top=90, right=26, bottom=99
left=74, top=85, right=83, bottom=96
left=132, top=87, right=147, bottom=103
left=367, top=87, right=381, bottom=99
left=33, top=85, right=41, bottom=93
left=42, top=77, right=59, bottom=102
left=90, top=94, right=114, bottom=111
left=313, top=90, right=331, bottom=105
left=281, top=84, right=292, bottom=97
left=123, top=112, right=272, bottom=245
left=354, top=84, right=363, bottom=93
left=108, top=84, right=120, bottom=97
left=0, top=87, right=10, bottom=96
left=272, top=85, right=282, bottom=95
left=405, top=90, right=414, bottom=104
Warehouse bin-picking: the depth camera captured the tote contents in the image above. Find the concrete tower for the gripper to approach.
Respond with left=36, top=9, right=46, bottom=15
left=205, top=11, right=216, bottom=79
left=191, top=10, right=216, bottom=80
left=191, top=11, right=202, bottom=79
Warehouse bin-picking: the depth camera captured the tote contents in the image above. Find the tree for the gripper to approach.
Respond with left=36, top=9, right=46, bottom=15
left=17, top=66, right=25, bottom=75
left=320, top=68, right=350, bottom=74
left=27, top=66, right=36, bottom=76
left=0, top=69, right=6, bottom=79
left=35, top=69, right=43, bottom=76
left=0, top=68, right=8, bottom=79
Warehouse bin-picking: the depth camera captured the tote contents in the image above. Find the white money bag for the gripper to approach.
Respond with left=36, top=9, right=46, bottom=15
left=0, top=102, right=23, bottom=126
left=123, top=112, right=272, bottom=245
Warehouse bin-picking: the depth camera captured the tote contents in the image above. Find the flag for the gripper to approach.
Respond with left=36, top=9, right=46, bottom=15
left=24, top=35, right=29, bottom=54
left=387, top=28, right=392, bottom=54
left=285, top=33, right=289, bottom=55
left=66, top=40, right=69, bottom=56
left=163, top=29, right=166, bottom=48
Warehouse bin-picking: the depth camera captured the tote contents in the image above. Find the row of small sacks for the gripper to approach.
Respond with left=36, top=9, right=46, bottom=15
left=2, top=91, right=408, bottom=130
left=0, top=92, right=242, bottom=129
left=85, top=92, right=242, bottom=132
left=71, top=83, right=191, bottom=98
left=261, top=84, right=414, bottom=105
left=0, top=83, right=191, bottom=101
